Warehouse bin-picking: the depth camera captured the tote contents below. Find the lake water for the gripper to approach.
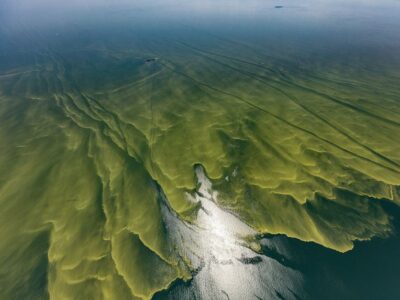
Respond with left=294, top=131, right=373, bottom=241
left=1, top=1, right=400, bottom=299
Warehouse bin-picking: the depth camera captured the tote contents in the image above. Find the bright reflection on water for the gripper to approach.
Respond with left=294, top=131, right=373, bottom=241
left=161, top=166, right=304, bottom=300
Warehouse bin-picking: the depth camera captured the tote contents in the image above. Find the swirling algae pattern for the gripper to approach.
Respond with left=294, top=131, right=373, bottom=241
left=0, top=24, right=400, bottom=299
